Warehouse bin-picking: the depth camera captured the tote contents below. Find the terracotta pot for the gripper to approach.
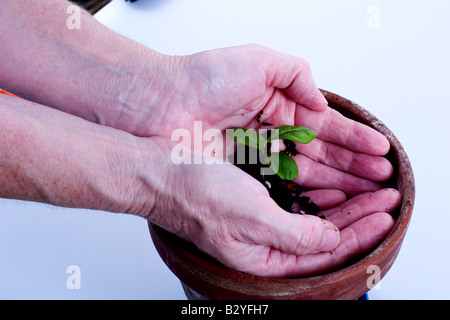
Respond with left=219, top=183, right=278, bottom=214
left=148, top=90, right=415, bottom=300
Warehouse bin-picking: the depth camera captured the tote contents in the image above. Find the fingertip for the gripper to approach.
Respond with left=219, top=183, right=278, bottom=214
left=303, top=89, right=328, bottom=112
left=349, top=212, right=395, bottom=251
left=383, top=188, right=403, bottom=211
left=368, top=188, right=402, bottom=213
left=378, top=136, right=391, bottom=156
left=305, top=215, right=341, bottom=252
left=315, top=90, right=329, bottom=111
left=373, top=157, right=395, bottom=182
left=274, top=213, right=340, bottom=255
left=326, top=212, right=395, bottom=272
left=352, top=121, right=391, bottom=156
left=318, top=224, right=341, bottom=252
left=369, top=212, right=396, bottom=240
left=371, top=130, right=391, bottom=156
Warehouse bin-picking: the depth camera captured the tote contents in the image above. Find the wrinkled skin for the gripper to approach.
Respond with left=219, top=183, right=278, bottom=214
left=133, top=45, right=400, bottom=276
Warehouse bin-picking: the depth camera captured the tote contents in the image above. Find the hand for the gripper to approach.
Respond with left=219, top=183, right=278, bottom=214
left=140, top=45, right=393, bottom=196
left=147, top=150, right=401, bottom=277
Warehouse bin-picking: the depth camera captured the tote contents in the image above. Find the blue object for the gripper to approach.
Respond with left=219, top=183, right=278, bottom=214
left=357, top=293, right=369, bottom=300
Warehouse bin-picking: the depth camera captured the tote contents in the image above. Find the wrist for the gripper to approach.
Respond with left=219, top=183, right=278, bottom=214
left=0, top=1, right=186, bottom=136
left=108, top=50, right=187, bottom=137
left=114, top=136, right=172, bottom=218
left=0, top=94, right=168, bottom=216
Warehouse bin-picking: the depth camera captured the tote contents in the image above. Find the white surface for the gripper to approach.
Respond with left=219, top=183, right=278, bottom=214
left=1, top=0, right=449, bottom=299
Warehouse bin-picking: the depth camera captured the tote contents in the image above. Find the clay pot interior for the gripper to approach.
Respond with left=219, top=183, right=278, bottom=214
left=148, top=89, right=415, bottom=300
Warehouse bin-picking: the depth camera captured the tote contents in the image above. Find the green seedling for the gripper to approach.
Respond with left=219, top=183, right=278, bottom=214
left=229, top=125, right=317, bottom=181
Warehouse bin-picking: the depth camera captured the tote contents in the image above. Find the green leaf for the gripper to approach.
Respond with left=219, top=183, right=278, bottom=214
left=268, top=152, right=299, bottom=181
left=228, top=127, right=266, bottom=150
left=271, top=125, right=317, bottom=144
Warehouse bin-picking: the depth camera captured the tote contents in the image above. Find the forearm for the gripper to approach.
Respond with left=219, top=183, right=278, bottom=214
left=0, top=0, right=177, bottom=136
left=0, top=94, right=163, bottom=215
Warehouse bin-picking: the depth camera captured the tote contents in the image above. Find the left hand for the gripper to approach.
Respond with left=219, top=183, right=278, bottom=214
left=133, top=44, right=393, bottom=196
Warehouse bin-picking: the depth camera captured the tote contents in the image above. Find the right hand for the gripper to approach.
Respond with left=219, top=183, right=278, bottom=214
left=138, top=138, right=401, bottom=277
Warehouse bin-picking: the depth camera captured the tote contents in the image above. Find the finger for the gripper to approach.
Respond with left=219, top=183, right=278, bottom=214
left=233, top=211, right=394, bottom=277
left=296, top=138, right=394, bottom=182
left=318, top=188, right=402, bottom=230
left=215, top=195, right=340, bottom=277
left=295, top=106, right=390, bottom=156
left=301, top=189, right=347, bottom=210
left=263, top=49, right=327, bottom=111
left=293, top=153, right=383, bottom=196
left=283, top=212, right=395, bottom=277
left=258, top=90, right=297, bottom=126
left=264, top=119, right=393, bottom=182
left=239, top=198, right=340, bottom=256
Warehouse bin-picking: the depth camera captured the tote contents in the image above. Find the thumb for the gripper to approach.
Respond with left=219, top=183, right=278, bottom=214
left=244, top=199, right=340, bottom=256
left=264, top=49, right=328, bottom=111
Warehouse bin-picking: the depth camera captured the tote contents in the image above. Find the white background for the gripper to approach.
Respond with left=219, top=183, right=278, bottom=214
left=1, top=0, right=449, bottom=299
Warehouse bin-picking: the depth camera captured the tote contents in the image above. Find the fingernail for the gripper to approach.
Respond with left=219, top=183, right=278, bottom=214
left=319, top=227, right=340, bottom=252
